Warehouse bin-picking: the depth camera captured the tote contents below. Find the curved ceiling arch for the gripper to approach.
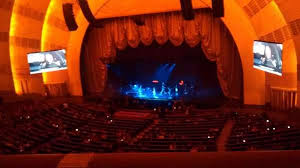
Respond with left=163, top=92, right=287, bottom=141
left=7, top=0, right=299, bottom=105
left=65, top=0, right=264, bottom=104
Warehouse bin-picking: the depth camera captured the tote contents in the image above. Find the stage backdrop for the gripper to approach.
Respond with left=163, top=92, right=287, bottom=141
left=81, top=9, right=243, bottom=100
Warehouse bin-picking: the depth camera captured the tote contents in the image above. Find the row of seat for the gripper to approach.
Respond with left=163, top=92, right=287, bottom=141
left=125, top=113, right=227, bottom=152
left=1, top=101, right=300, bottom=154
left=226, top=113, right=300, bottom=151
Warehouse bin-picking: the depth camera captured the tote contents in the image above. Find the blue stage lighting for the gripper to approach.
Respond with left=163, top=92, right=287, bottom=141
left=119, top=63, right=200, bottom=101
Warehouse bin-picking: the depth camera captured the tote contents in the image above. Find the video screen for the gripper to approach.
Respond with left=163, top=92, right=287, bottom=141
left=27, top=49, right=67, bottom=74
left=253, top=41, right=283, bottom=76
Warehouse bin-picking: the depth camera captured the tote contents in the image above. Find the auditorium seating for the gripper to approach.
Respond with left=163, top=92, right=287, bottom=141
left=1, top=101, right=300, bottom=154
left=226, top=113, right=300, bottom=151
left=126, top=112, right=227, bottom=152
left=0, top=102, right=153, bottom=154
left=39, top=116, right=153, bottom=153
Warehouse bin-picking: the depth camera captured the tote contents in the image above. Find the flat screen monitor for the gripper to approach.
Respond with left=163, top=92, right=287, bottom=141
left=27, top=49, right=67, bottom=74
left=253, top=41, right=283, bottom=76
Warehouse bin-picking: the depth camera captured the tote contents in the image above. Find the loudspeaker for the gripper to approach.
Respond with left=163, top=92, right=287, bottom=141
left=133, top=16, right=145, bottom=26
left=180, top=0, right=195, bottom=20
left=212, top=0, right=224, bottom=17
left=77, top=0, right=104, bottom=28
left=77, top=0, right=96, bottom=23
left=62, top=3, right=78, bottom=31
left=93, top=20, right=104, bottom=28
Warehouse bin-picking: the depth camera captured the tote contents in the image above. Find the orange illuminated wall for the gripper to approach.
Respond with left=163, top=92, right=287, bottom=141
left=9, top=10, right=22, bottom=95
left=249, top=1, right=297, bottom=103
left=6, top=0, right=299, bottom=106
left=41, top=0, right=70, bottom=85
left=276, top=0, right=300, bottom=106
left=9, top=0, right=50, bottom=95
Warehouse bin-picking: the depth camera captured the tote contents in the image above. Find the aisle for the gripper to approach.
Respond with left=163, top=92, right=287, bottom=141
left=217, top=120, right=234, bottom=151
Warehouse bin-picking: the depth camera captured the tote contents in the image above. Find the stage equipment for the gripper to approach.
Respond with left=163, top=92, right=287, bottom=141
left=180, top=0, right=195, bottom=20
left=133, top=15, right=145, bottom=26
left=77, top=0, right=104, bottom=28
left=62, top=3, right=78, bottom=31
left=212, top=0, right=224, bottom=17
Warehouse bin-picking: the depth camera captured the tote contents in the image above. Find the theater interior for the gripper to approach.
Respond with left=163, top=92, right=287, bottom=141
left=1, top=0, right=300, bottom=167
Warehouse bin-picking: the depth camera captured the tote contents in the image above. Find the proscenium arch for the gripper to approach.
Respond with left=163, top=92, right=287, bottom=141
left=41, top=0, right=71, bottom=84
left=8, top=0, right=298, bottom=106
left=65, top=0, right=264, bottom=104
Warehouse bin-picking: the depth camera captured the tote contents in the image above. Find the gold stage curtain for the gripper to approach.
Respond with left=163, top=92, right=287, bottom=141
left=138, top=15, right=154, bottom=46
left=98, top=26, right=116, bottom=59
left=124, top=18, right=140, bottom=48
left=82, top=29, right=108, bottom=96
left=183, top=19, right=201, bottom=48
left=217, top=26, right=243, bottom=99
left=152, top=14, right=169, bottom=45
left=110, top=19, right=127, bottom=50
left=82, top=10, right=243, bottom=99
left=167, top=13, right=184, bottom=47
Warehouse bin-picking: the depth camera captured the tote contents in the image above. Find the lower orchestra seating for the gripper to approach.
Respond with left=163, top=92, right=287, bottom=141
left=126, top=113, right=227, bottom=152
left=226, top=113, right=300, bottom=151
left=0, top=103, right=151, bottom=154
left=1, top=102, right=300, bottom=154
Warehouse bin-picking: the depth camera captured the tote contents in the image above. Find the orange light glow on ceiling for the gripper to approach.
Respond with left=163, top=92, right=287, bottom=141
left=41, top=0, right=56, bottom=84
left=9, top=1, right=23, bottom=95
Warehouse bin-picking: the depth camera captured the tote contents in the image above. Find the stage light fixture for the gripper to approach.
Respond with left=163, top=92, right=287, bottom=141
left=133, top=15, right=145, bottom=26
left=212, top=0, right=224, bottom=17
left=62, top=3, right=78, bottom=31
left=77, top=0, right=104, bottom=28
left=77, top=0, right=95, bottom=23
left=180, top=0, right=195, bottom=20
left=179, top=80, right=184, bottom=86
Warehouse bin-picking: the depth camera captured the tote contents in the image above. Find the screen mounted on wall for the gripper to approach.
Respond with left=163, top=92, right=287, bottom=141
left=253, top=41, right=283, bottom=76
left=27, top=49, right=67, bottom=74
